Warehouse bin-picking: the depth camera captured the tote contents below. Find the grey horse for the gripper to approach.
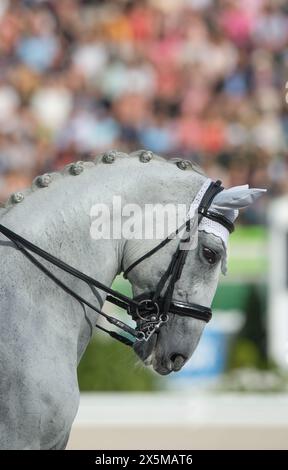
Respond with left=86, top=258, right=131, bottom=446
left=0, top=150, right=265, bottom=449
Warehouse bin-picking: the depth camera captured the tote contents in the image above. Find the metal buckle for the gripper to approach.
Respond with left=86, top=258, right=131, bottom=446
left=136, top=313, right=169, bottom=342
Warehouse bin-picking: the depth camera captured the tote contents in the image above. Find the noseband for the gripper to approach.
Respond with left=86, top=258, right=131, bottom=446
left=0, top=179, right=234, bottom=348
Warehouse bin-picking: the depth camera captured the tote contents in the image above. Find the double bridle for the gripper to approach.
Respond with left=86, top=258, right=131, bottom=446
left=0, top=179, right=234, bottom=348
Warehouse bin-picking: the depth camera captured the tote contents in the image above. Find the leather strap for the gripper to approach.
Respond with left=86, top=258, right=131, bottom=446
left=169, top=300, right=212, bottom=322
left=200, top=210, right=234, bottom=233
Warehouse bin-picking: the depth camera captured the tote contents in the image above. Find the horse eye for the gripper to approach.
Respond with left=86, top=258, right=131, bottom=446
left=202, top=246, right=217, bottom=265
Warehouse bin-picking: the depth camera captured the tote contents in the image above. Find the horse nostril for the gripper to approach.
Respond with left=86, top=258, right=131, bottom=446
left=170, top=354, right=187, bottom=371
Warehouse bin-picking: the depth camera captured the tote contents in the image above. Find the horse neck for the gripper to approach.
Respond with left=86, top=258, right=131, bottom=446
left=0, top=164, right=124, bottom=295
left=0, top=163, right=128, bottom=363
left=0, top=157, right=205, bottom=284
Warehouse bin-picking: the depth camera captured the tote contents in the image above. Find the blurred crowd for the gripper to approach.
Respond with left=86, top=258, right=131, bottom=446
left=1, top=0, right=288, bottom=222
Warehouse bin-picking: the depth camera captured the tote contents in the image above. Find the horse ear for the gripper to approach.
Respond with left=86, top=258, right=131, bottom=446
left=212, top=185, right=266, bottom=209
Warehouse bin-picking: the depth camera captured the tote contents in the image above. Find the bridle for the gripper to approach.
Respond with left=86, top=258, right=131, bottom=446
left=0, top=179, right=234, bottom=348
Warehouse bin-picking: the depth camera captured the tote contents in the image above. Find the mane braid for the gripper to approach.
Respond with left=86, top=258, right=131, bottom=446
left=0, top=150, right=204, bottom=214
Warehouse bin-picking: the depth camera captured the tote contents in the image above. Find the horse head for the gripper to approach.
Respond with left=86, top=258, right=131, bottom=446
left=124, top=181, right=265, bottom=375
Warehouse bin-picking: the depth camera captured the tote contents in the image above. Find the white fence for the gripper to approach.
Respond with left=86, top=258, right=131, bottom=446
left=67, top=393, right=288, bottom=450
left=268, top=195, right=288, bottom=369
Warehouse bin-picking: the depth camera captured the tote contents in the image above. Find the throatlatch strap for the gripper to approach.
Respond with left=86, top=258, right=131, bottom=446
left=123, top=218, right=190, bottom=279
